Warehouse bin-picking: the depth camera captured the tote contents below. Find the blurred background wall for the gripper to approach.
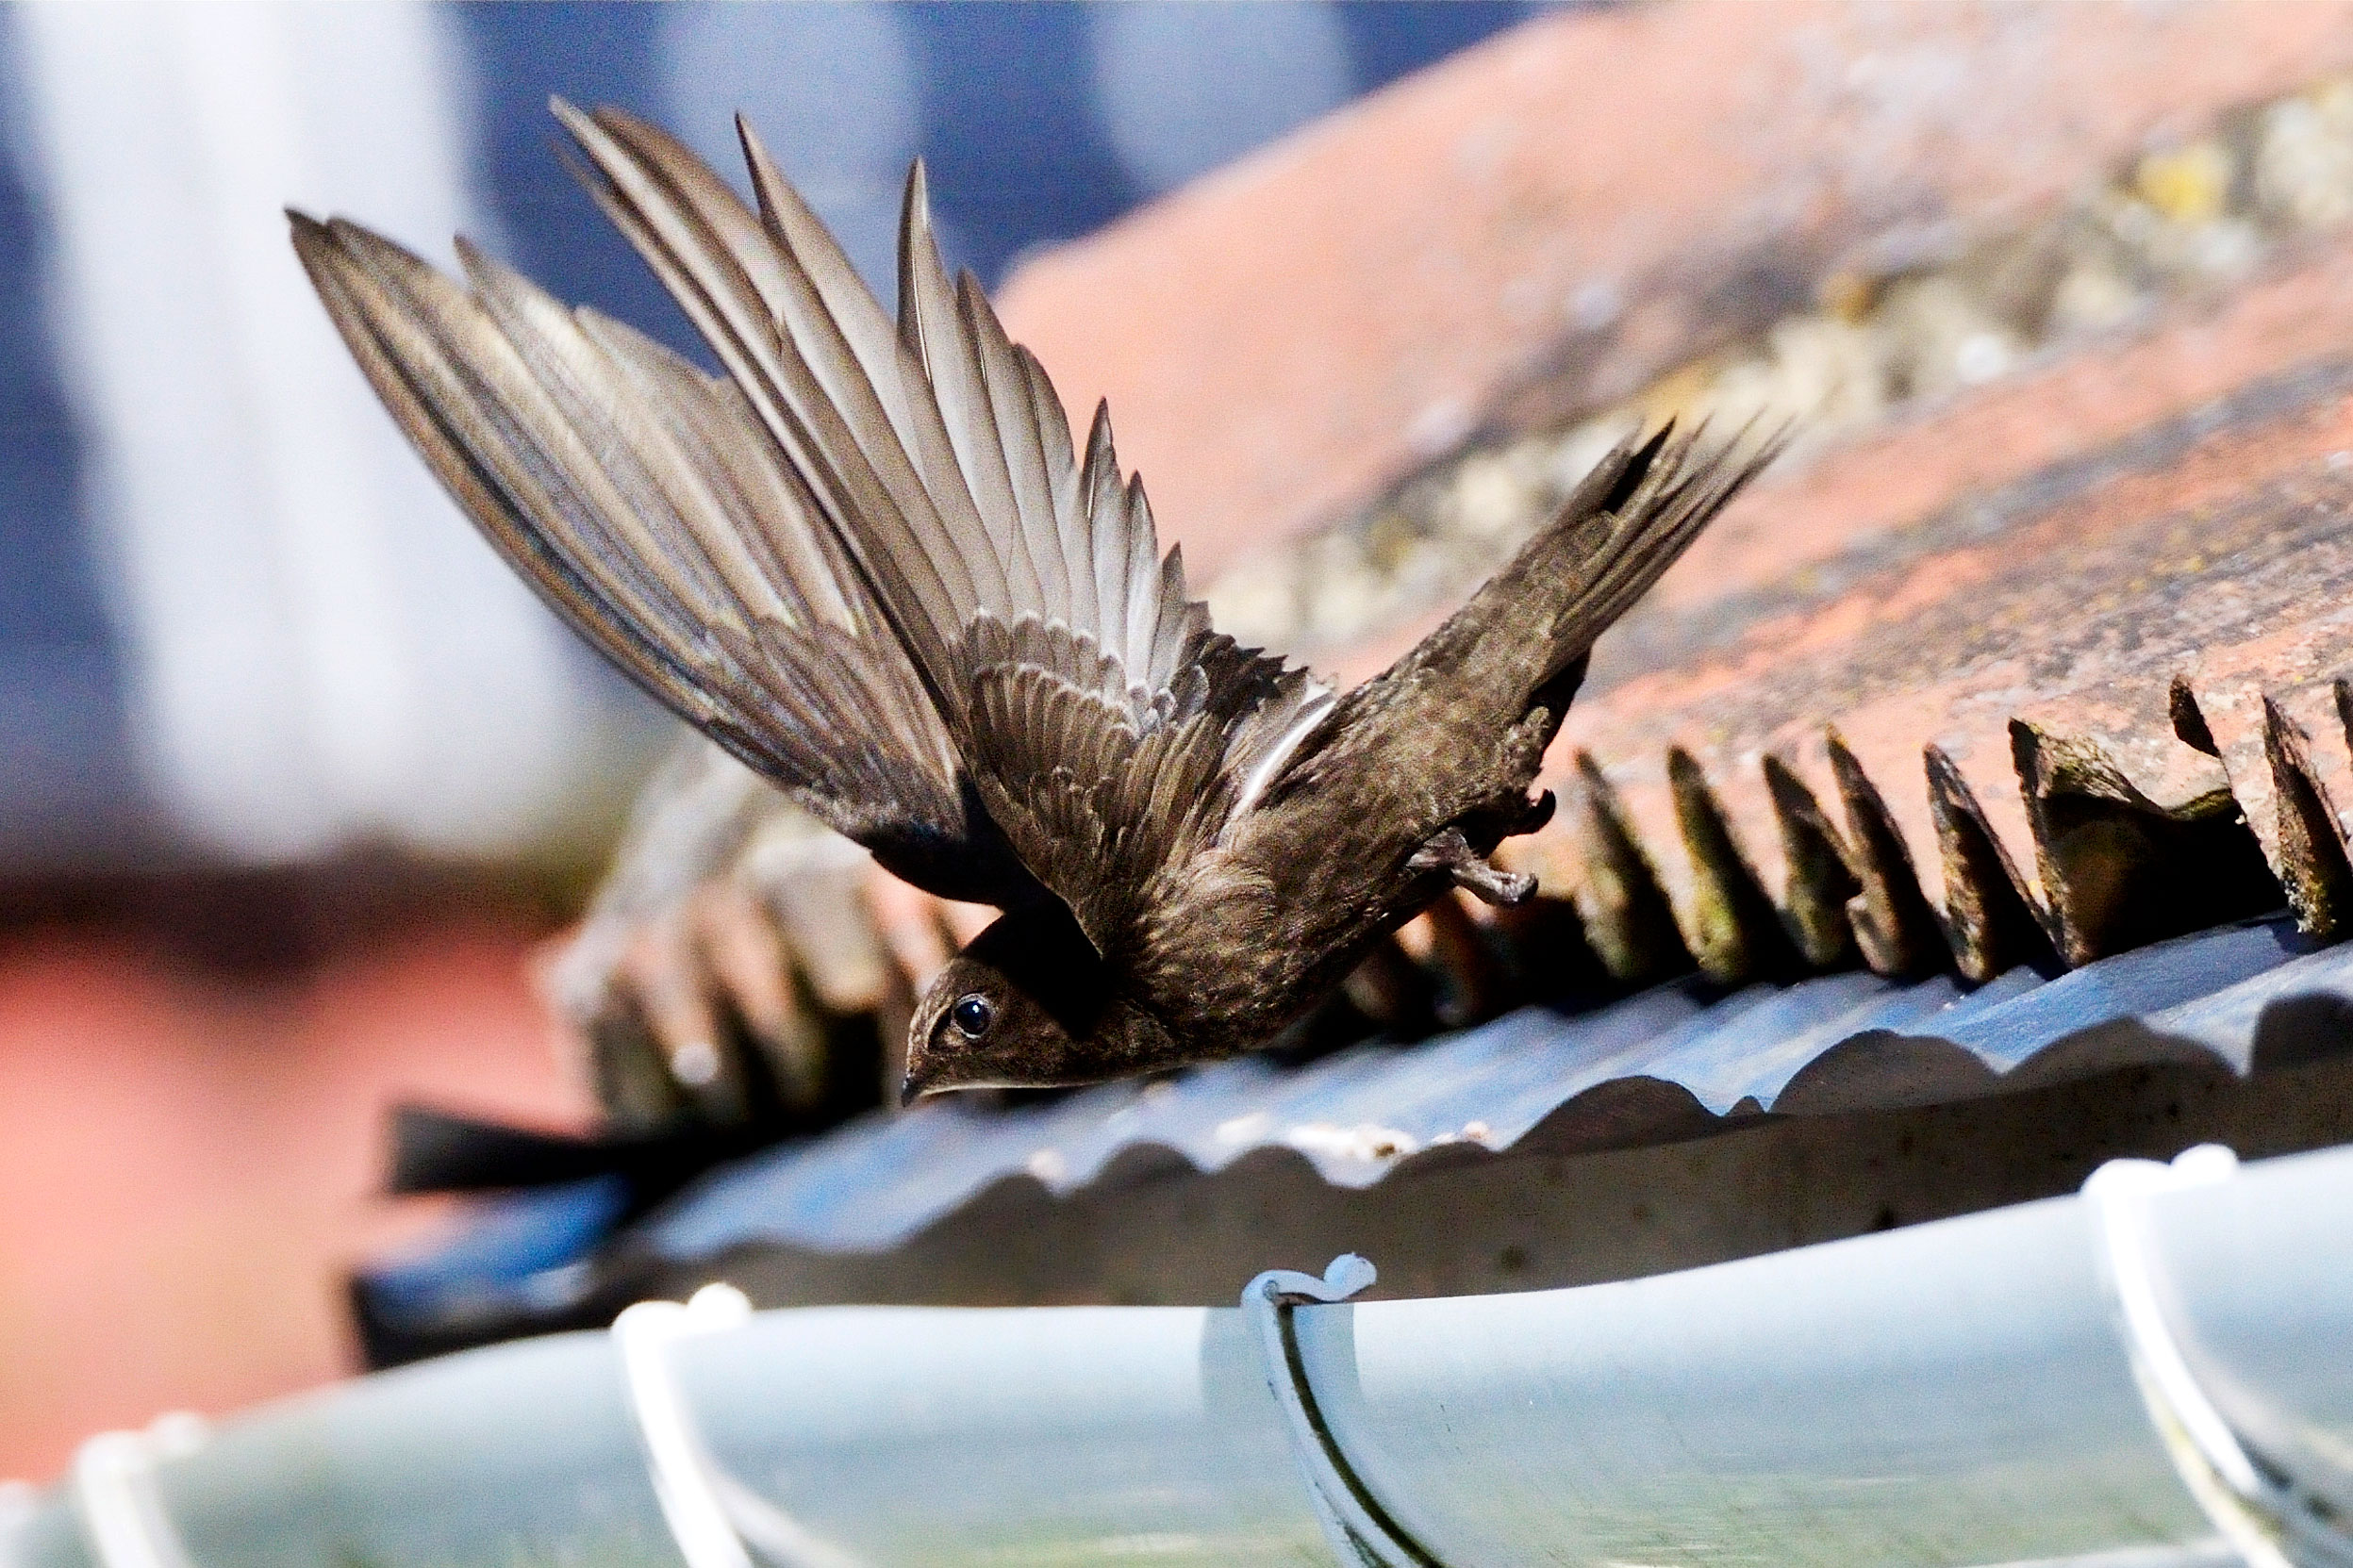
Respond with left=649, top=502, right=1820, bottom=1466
left=0, top=0, right=1532, bottom=875
left=0, top=0, right=1536, bottom=1481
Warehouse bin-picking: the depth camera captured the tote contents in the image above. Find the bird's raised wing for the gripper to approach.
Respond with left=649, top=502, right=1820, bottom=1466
left=556, top=104, right=1334, bottom=952
left=290, top=211, right=1039, bottom=907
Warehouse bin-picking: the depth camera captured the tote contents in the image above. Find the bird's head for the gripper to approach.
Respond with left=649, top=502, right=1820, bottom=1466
left=902, top=900, right=1122, bottom=1101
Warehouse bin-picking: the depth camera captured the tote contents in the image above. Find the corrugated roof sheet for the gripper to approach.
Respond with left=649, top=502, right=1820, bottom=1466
left=648, top=914, right=2340, bottom=1257
left=355, top=912, right=2353, bottom=1362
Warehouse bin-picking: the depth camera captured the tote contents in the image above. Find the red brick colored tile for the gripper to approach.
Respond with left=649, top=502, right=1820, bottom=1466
left=998, top=1, right=2353, bottom=577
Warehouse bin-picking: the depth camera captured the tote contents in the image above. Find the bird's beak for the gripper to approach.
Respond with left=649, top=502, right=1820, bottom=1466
left=899, top=1041, right=932, bottom=1107
left=898, top=1072, right=924, bottom=1108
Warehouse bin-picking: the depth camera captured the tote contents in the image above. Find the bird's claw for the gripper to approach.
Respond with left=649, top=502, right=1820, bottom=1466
left=1410, top=826, right=1537, bottom=907
left=1453, top=860, right=1537, bottom=907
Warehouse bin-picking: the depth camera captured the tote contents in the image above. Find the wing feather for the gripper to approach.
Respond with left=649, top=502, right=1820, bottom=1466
left=1078, top=405, right=1128, bottom=695
left=551, top=103, right=1335, bottom=947
left=1016, top=343, right=1086, bottom=617
left=299, top=220, right=720, bottom=716
left=734, top=120, right=1018, bottom=630
left=961, top=272, right=1060, bottom=613
left=581, top=313, right=863, bottom=635
left=1122, top=479, right=1161, bottom=683
left=290, top=211, right=1045, bottom=907
left=893, top=167, right=1037, bottom=610
left=556, top=105, right=981, bottom=668
left=306, top=100, right=1340, bottom=954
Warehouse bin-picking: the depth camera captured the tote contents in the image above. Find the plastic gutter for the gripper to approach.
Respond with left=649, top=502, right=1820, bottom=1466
left=11, top=1142, right=2353, bottom=1568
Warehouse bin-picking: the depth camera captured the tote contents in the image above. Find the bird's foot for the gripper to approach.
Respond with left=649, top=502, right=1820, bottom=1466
left=1410, top=826, right=1536, bottom=907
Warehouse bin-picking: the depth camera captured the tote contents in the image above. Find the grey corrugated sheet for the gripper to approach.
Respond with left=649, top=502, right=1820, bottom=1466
left=649, top=914, right=2353, bottom=1257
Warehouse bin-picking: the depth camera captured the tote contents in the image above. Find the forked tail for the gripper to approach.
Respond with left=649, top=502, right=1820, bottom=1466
left=1251, top=424, right=1774, bottom=915
left=1216, top=423, right=1771, bottom=1015
left=1439, top=422, right=1771, bottom=717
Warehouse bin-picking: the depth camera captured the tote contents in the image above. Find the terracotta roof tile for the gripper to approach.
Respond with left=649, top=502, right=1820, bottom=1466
left=995, top=0, right=2353, bottom=575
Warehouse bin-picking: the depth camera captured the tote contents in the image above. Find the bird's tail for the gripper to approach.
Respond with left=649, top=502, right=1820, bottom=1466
left=1230, top=423, right=1771, bottom=928
left=1243, top=423, right=1770, bottom=873
left=1422, top=422, right=1771, bottom=718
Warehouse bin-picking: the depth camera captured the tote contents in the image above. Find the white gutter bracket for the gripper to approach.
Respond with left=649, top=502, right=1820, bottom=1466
left=1243, top=1254, right=1450, bottom=1568
left=614, top=1283, right=864, bottom=1568
left=2085, top=1146, right=2353, bottom=1568
left=67, top=1414, right=207, bottom=1568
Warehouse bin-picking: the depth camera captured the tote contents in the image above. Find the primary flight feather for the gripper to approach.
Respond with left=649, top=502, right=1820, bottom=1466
left=290, top=101, right=1767, bottom=1098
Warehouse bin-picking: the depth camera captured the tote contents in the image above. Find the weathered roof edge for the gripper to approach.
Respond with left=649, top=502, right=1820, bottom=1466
left=640, top=915, right=2341, bottom=1260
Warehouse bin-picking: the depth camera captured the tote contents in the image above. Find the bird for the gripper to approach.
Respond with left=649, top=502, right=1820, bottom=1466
left=290, top=100, right=1768, bottom=1102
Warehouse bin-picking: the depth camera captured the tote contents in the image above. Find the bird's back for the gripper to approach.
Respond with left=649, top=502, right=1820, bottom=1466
left=1142, top=430, right=1765, bottom=1049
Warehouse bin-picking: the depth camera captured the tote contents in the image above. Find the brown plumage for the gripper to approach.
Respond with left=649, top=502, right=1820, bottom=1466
left=290, top=101, right=1768, bottom=1099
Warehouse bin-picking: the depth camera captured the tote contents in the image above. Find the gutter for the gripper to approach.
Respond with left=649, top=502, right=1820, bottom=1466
left=9, top=1144, right=2353, bottom=1568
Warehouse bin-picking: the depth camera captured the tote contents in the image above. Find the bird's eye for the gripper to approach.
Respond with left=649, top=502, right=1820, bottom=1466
left=950, top=993, right=994, bottom=1039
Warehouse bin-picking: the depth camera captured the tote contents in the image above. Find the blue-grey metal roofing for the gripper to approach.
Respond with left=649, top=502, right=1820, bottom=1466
left=649, top=914, right=2352, bottom=1257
